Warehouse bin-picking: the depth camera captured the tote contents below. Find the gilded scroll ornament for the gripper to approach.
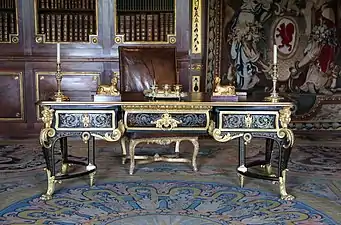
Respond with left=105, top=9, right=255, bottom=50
left=151, top=113, right=182, bottom=131
left=91, top=120, right=125, bottom=142
left=277, top=106, right=294, bottom=147
left=39, top=107, right=56, bottom=148
left=211, top=128, right=243, bottom=142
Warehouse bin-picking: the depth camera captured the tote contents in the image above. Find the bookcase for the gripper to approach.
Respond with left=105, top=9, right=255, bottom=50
left=114, top=0, right=176, bottom=44
left=0, top=0, right=19, bottom=43
left=34, top=0, right=98, bottom=44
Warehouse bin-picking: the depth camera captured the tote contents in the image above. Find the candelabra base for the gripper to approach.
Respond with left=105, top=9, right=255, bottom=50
left=53, top=92, right=70, bottom=102
left=264, top=94, right=284, bottom=103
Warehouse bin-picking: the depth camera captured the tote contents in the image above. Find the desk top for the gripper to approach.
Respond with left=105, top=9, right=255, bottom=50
left=38, top=92, right=293, bottom=107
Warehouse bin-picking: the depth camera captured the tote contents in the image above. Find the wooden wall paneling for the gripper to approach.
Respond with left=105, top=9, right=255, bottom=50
left=175, top=0, right=190, bottom=53
left=35, top=70, right=101, bottom=120
left=0, top=71, right=24, bottom=120
left=177, top=58, right=190, bottom=92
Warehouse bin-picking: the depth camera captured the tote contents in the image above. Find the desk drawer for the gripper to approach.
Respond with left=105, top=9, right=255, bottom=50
left=218, top=111, right=279, bottom=131
left=124, top=111, right=209, bottom=131
left=54, top=110, right=116, bottom=131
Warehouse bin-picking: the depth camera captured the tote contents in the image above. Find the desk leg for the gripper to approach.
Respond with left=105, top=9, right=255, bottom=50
left=279, top=144, right=295, bottom=200
left=237, top=137, right=246, bottom=187
left=264, top=138, right=274, bottom=175
left=60, top=137, right=69, bottom=174
left=41, top=139, right=60, bottom=201
left=191, top=138, right=199, bottom=172
left=129, top=140, right=137, bottom=175
left=88, top=136, right=96, bottom=186
left=121, top=136, right=127, bottom=164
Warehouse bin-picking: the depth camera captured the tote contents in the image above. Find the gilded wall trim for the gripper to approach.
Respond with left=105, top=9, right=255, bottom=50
left=191, top=0, right=202, bottom=54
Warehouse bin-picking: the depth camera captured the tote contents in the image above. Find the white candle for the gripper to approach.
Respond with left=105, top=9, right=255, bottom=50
left=57, top=43, right=60, bottom=64
left=273, top=44, right=277, bottom=65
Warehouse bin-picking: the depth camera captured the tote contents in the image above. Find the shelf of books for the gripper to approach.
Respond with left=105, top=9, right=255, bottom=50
left=114, top=0, right=176, bottom=44
left=34, top=0, right=98, bottom=44
left=0, top=0, right=19, bottom=43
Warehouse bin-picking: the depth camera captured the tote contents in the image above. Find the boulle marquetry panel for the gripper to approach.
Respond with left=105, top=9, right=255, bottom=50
left=221, top=113, right=277, bottom=130
left=36, top=72, right=100, bottom=119
left=0, top=0, right=19, bottom=43
left=0, top=72, right=24, bottom=120
left=34, top=0, right=98, bottom=44
left=114, top=0, right=176, bottom=44
left=124, top=111, right=209, bottom=131
left=55, top=110, right=116, bottom=131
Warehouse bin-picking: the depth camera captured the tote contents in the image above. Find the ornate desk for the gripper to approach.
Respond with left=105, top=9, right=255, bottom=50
left=38, top=92, right=295, bottom=200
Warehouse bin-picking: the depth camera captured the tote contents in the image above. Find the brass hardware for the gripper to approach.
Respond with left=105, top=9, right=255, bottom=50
left=212, top=76, right=236, bottom=96
left=96, top=75, right=120, bottom=96
left=14, top=76, right=19, bottom=80
left=243, top=133, right=252, bottom=145
left=92, top=76, right=98, bottom=81
left=191, top=0, right=202, bottom=54
left=40, top=168, right=61, bottom=201
left=244, top=114, right=252, bottom=128
left=81, top=114, right=90, bottom=127
left=39, top=106, right=56, bottom=148
left=279, top=169, right=295, bottom=200
left=151, top=113, right=182, bottom=131
left=81, top=132, right=91, bottom=143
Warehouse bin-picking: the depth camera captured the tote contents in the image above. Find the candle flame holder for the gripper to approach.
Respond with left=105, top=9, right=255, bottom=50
left=264, top=64, right=283, bottom=102
left=53, top=62, right=69, bottom=102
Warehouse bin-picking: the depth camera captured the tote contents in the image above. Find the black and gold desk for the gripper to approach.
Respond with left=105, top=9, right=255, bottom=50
left=38, top=92, right=294, bottom=200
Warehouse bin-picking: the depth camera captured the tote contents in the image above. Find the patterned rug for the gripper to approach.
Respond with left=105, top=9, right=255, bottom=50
left=0, top=180, right=338, bottom=225
left=0, top=137, right=341, bottom=224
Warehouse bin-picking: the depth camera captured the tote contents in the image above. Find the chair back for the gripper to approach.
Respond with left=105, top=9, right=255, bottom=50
left=119, top=46, right=177, bottom=92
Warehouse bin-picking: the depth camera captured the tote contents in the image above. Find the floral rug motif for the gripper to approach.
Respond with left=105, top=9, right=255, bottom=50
left=0, top=180, right=338, bottom=225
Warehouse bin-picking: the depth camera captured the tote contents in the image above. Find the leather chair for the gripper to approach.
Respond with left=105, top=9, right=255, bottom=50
left=119, top=46, right=178, bottom=92
left=118, top=46, right=199, bottom=175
